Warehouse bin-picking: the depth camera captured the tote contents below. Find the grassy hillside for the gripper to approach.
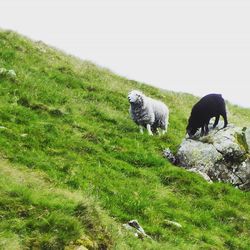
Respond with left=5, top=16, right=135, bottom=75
left=0, top=30, right=250, bottom=249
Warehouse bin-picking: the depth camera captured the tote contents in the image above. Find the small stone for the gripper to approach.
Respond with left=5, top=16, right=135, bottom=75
left=163, top=148, right=176, bottom=164
left=164, top=220, right=182, bottom=228
left=0, top=67, right=7, bottom=75
left=123, top=219, right=152, bottom=239
left=7, top=69, right=17, bottom=79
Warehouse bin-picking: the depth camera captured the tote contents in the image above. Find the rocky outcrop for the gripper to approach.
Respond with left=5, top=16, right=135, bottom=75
left=166, top=124, right=250, bottom=190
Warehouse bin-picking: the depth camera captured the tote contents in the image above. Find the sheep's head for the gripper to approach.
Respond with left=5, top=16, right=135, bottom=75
left=128, top=90, right=144, bottom=106
left=186, top=117, right=199, bottom=137
left=186, top=125, right=198, bottom=137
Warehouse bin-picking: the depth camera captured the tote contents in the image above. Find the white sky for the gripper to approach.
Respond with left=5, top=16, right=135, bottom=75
left=1, top=0, right=250, bottom=107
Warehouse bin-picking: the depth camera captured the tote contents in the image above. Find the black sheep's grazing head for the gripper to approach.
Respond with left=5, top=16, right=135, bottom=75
left=186, top=125, right=198, bottom=137
left=186, top=117, right=199, bottom=137
left=128, top=90, right=144, bottom=106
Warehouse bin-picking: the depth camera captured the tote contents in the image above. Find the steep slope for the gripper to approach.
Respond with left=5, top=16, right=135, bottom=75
left=0, top=159, right=129, bottom=249
left=0, top=30, right=250, bottom=249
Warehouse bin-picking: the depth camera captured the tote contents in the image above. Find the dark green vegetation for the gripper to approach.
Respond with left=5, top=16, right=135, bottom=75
left=0, top=30, right=250, bottom=249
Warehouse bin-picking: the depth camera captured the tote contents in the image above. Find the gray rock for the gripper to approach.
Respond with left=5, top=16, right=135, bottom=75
left=163, top=148, right=176, bottom=164
left=0, top=68, right=17, bottom=81
left=0, top=67, right=7, bottom=75
left=174, top=124, right=250, bottom=190
left=245, top=128, right=250, bottom=153
left=211, top=125, right=246, bottom=161
left=123, top=219, right=152, bottom=239
left=7, top=69, right=17, bottom=80
left=163, top=220, right=182, bottom=228
left=176, top=139, right=223, bottom=172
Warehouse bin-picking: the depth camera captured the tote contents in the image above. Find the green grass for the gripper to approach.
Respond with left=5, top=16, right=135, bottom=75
left=0, top=29, right=250, bottom=249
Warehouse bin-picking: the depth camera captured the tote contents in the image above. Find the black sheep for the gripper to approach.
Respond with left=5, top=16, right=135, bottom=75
left=186, top=94, right=228, bottom=137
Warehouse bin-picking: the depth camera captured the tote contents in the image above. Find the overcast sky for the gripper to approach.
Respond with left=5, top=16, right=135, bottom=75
left=1, top=0, right=250, bottom=107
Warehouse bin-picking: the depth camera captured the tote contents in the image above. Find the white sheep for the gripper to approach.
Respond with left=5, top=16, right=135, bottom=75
left=128, top=90, right=169, bottom=135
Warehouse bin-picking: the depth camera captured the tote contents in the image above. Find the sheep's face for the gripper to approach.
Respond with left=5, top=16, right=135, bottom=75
left=128, top=90, right=144, bottom=105
left=186, top=118, right=199, bottom=137
left=186, top=125, right=198, bottom=137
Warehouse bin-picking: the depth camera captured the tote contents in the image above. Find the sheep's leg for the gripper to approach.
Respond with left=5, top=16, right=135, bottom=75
left=160, top=128, right=166, bottom=135
left=156, top=128, right=163, bottom=135
left=162, top=120, right=168, bottom=135
left=157, top=119, right=168, bottom=136
left=165, top=115, right=169, bottom=133
left=213, top=115, right=220, bottom=128
left=221, top=111, right=228, bottom=128
left=204, top=123, right=209, bottom=135
left=139, top=126, right=144, bottom=134
left=157, top=128, right=165, bottom=136
left=200, top=126, right=205, bottom=136
left=146, top=124, right=153, bottom=136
